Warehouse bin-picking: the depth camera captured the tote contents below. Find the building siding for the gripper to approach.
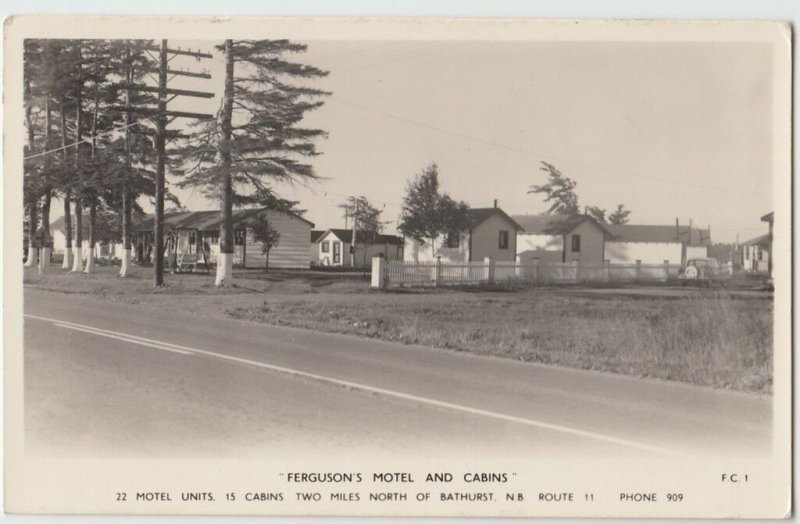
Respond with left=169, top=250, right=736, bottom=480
left=469, top=214, right=517, bottom=262
left=563, top=221, right=605, bottom=265
left=244, top=212, right=312, bottom=269
left=605, top=242, right=682, bottom=264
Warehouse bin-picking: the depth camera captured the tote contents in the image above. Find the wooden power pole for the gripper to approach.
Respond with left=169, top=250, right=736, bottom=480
left=116, top=40, right=214, bottom=286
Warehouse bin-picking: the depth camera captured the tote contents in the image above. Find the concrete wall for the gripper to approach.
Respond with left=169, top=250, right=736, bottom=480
left=469, top=214, right=517, bottom=262
left=563, top=221, right=605, bottom=265
left=605, top=241, right=682, bottom=265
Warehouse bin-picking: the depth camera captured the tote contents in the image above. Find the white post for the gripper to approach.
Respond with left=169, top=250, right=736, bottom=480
left=515, top=255, right=522, bottom=279
left=371, top=256, right=386, bottom=289
left=483, top=256, right=495, bottom=284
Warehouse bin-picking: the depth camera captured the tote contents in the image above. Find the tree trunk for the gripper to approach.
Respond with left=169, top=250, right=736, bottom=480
left=71, top=44, right=85, bottom=273
left=39, top=99, right=52, bottom=273
left=62, top=191, right=73, bottom=269
left=153, top=40, right=167, bottom=286
left=72, top=198, right=83, bottom=272
left=24, top=73, right=38, bottom=268
left=84, top=196, right=96, bottom=273
left=61, top=108, right=72, bottom=270
left=215, top=39, right=235, bottom=287
left=25, top=202, right=38, bottom=267
left=84, top=91, right=99, bottom=274
left=120, top=49, right=134, bottom=278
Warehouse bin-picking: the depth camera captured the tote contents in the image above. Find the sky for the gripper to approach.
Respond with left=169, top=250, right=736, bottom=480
left=129, top=39, right=774, bottom=243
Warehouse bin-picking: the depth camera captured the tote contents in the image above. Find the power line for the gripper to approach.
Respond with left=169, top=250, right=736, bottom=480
left=23, top=120, right=143, bottom=161
left=328, top=97, right=767, bottom=195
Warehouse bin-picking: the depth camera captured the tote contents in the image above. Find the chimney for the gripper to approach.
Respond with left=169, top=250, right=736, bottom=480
left=675, top=217, right=679, bottom=235
left=493, top=199, right=498, bottom=209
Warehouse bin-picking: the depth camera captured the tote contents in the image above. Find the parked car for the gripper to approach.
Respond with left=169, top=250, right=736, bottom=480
left=678, top=258, right=729, bottom=286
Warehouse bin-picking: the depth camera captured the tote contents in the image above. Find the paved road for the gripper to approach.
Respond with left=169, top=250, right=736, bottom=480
left=22, top=288, right=771, bottom=459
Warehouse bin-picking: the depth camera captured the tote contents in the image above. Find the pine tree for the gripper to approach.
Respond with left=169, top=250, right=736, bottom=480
left=178, top=39, right=329, bottom=286
left=608, top=204, right=632, bottom=225
left=528, top=161, right=579, bottom=215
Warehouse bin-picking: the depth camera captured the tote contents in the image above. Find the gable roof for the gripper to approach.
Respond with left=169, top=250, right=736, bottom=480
left=466, top=208, right=524, bottom=231
left=742, top=233, right=770, bottom=248
left=311, top=230, right=326, bottom=243
left=606, top=224, right=711, bottom=246
left=513, top=213, right=711, bottom=245
left=133, top=208, right=313, bottom=231
left=512, top=213, right=611, bottom=236
left=321, top=228, right=404, bottom=246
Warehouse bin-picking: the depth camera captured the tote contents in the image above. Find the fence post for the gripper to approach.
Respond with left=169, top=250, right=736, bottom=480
left=515, top=255, right=522, bottom=279
left=371, top=256, right=386, bottom=289
left=533, top=258, right=540, bottom=284
left=663, top=260, right=670, bottom=282
left=434, top=256, right=442, bottom=287
left=483, top=256, right=495, bottom=284
left=635, top=259, right=642, bottom=281
left=604, top=260, right=611, bottom=283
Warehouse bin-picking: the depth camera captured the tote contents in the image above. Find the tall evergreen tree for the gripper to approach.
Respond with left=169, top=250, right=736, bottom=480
left=608, top=204, right=632, bottom=225
left=179, top=39, right=329, bottom=286
left=529, top=161, right=579, bottom=215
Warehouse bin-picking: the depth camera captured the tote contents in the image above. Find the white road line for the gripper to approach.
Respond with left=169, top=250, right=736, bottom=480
left=53, top=323, right=193, bottom=356
left=25, top=313, right=683, bottom=457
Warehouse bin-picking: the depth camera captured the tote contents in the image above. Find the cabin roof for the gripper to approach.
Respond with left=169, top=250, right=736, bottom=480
left=321, top=229, right=404, bottom=246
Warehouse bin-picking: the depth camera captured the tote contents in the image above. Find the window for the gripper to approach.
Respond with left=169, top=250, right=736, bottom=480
left=498, top=230, right=509, bottom=249
left=571, top=234, right=581, bottom=253
left=445, top=231, right=460, bottom=248
left=205, top=232, right=219, bottom=245
left=321, top=240, right=330, bottom=253
left=234, top=229, right=247, bottom=246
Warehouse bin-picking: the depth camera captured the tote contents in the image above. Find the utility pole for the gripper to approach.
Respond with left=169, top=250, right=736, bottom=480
left=116, top=40, right=214, bottom=287
left=351, top=199, right=358, bottom=266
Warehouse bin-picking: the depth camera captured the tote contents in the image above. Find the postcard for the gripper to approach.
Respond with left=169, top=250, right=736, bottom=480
left=3, top=15, right=791, bottom=518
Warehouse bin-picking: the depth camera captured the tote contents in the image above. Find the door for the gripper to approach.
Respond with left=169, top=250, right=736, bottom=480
left=333, top=241, right=341, bottom=264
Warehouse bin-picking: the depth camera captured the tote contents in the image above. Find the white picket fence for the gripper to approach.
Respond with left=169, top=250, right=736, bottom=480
left=372, top=257, right=682, bottom=289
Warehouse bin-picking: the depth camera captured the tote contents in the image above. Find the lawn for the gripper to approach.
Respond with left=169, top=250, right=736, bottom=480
left=24, top=265, right=773, bottom=393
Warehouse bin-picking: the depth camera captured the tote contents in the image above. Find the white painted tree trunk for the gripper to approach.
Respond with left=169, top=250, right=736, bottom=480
left=119, top=248, right=132, bottom=278
left=25, top=247, right=37, bottom=267
left=38, top=247, right=51, bottom=272
left=62, top=247, right=73, bottom=270
left=72, top=245, right=84, bottom=272
left=215, top=252, right=233, bottom=287
left=83, top=249, right=95, bottom=274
